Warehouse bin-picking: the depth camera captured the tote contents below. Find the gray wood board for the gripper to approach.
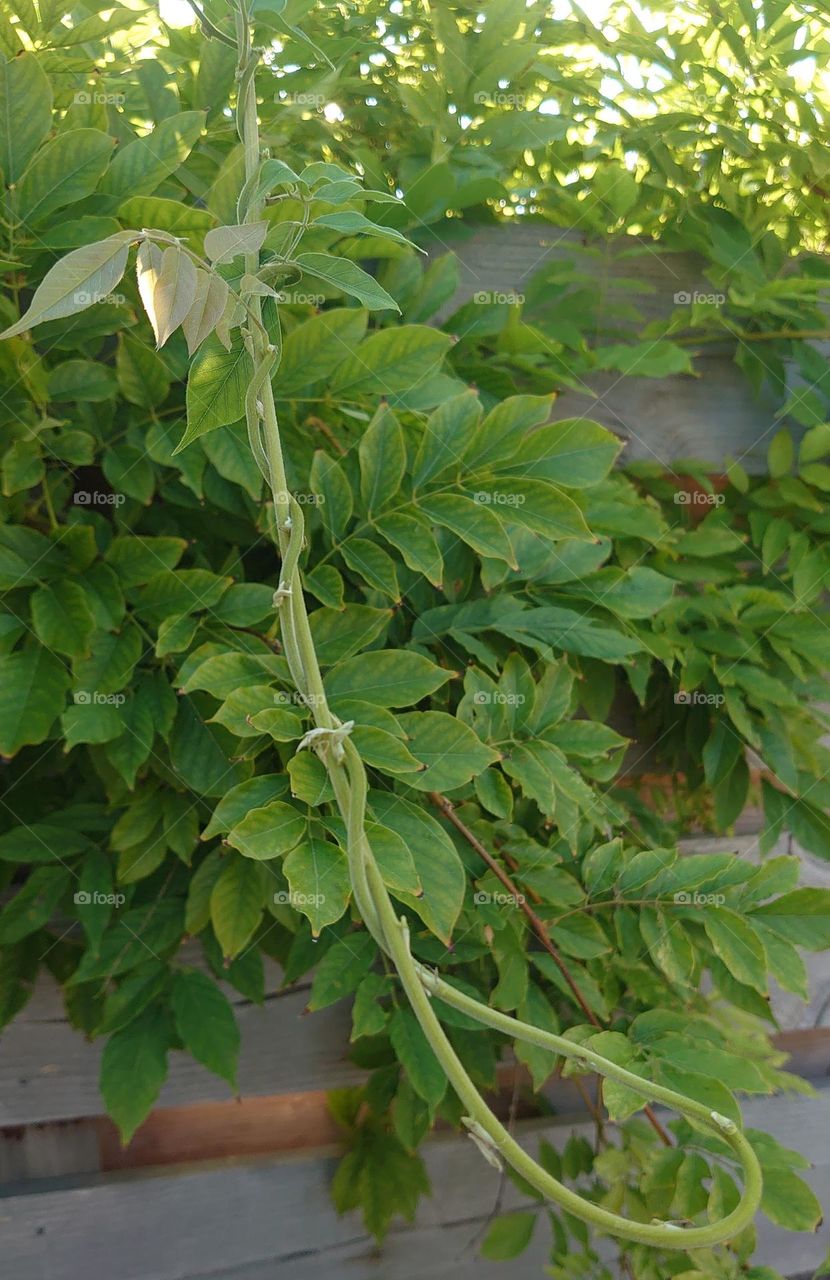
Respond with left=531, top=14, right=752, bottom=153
left=428, top=223, right=807, bottom=469
left=2, top=836, right=829, bottom=1128
left=0, top=985, right=359, bottom=1128
left=1, top=1093, right=828, bottom=1280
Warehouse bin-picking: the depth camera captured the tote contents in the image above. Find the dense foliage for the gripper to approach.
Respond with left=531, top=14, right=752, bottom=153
left=1, top=0, right=829, bottom=1275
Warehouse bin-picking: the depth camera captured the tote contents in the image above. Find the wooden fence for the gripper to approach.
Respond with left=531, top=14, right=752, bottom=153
left=429, top=223, right=829, bottom=468
left=2, top=235, right=830, bottom=1278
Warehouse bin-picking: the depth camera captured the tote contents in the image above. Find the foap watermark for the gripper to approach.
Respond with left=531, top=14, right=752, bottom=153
left=673, top=290, right=726, bottom=306
left=274, top=488, right=322, bottom=504
left=73, top=290, right=126, bottom=307
left=674, top=691, right=725, bottom=706
left=74, top=490, right=126, bottom=507
left=673, top=890, right=726, bottom=908
left=473, top=490, right=525, bottom=507
left=74, top=890, right=126, bottom=907
left=473, top=690, right=526, bottom=706
left=277, top=92, right=326, bottom=109
left=674, top=490, right=725, bottom=506
left=474, top=889, right=526, bottom=906
left=274, top=689, right=327, bottom=708
left=75, top=690, right=126, bottom=706
left=473, top=91, right=528, bottom=108
left=73, top=90, right=126, bottom=106
left=273, top=889, right=325, bottom=908
left=275, top=291, right=326, bottom=307
left=472, top=290, right=525, bottom=306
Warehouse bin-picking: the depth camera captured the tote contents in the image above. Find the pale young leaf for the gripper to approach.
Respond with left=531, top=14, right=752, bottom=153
left=151, top=245, right=198, bottom=348
left=182, top=269, right=230, bottom=356
left=0, top=233, right=138, bottom=340
left=204, top=221, right=268, bottom=265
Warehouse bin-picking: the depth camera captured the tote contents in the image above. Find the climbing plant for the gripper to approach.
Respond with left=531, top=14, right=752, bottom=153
left=0, top=1, right=828, bottom=1275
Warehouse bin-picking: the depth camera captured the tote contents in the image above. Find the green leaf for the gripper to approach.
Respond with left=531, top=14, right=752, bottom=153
left=100, top=1006, right=171, bottom=1142
left=275, top=308, right=367, bottom=395
left=412, top=392, right=481, bottom=489
left=363, top=822, right=422, bottom=894
left=0, top=866, right=70, bottom=943
left=313, top=210, right=417, bottom=249
left=0, top=820, right=90, bottom=864
left=330, top=326, right=452, bottom=396
left=103, top=110, right=205, bottom=198
left=283, top=836, right=351, bottom=935
left=226, top=801, right=306, bottom=861
left=351, top=726, right=421, bottom=776
left=116, top=333, right=171, bottom=408
left=370, top=793, right=465, bottom=942
left=702, top=909, right=767, bottom=992
left=474, top=767, right=514, bottom=819
left=287, top=753, right=334, bottom=806
left=310, top=450, right=353, bottom=540
left=30, top=580, right=95, bottom=659
left=389, top=1007, right=446, bottom=1108
left=0, top=51, right=52, bottom=183
left=2, top=440, right=43, bottom=495
left=0, top=647, right=69, bottom=756
left=340, top=537, right=400, bottom=599
left=767, top=429, right=794, bottom=479
left=475, top=478, right=591, bottom=541
left=49, top=358, right=117, bottom=402
left=171, top=968, right=240, bottom=1087
left=395, top=711, right=499, bottom=790
left=702, top=720, right=744, bottom=787
left=308, top=932, right=376, bottom=1011
left=61, top=700, right=123, bottom=750
left=307, top=606, right=390, bottom=666
left=73, top=623, right=142, bottom=696
left=204, top=221, right=267, bottom=264
left=210, top=853, right=266, bottom=959
left=179, top=334, right=250, bottom=451
left=168, top=698, right=246, bottom=798
left=352, top=972, right=389, bottom=1039
left=69, top=900, right=184, bottom=984
left=359, top=404, right=406, bottom=513
left=119, top=195, right=217, bottom=238
left=419, top=493, right=517, bottom=566
left=0, top=233, right=135, bottom=340
left=16, top=128, right=115, bottom=225
left=472, top=395, right=554, bottom=469
left=753, top=889, right=830, bottom=949
left=96, top=962, right=170, bottom=1037
left=295, top=251, right=400, bottom=312
left=106, top=535, right=187, bottom=585
left=760, top=1168, right=823, bottom=1231
left=374, top=512, right=443, bottom=587
left=326, top=649, right=453, bottom=707
left=495, top=417, right=621, bottom=487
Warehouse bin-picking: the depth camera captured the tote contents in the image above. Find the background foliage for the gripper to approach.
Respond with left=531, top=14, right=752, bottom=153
left=1, top=1, right=830, bottom=1275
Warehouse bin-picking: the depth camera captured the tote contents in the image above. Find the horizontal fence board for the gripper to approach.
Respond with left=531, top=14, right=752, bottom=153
left=427, top=223, right=806, bottom=468
left=0, top=987, right=359, bottom=1128
left=2, top=1093, right=828, bottom=1280
left=2, top=835, right=829, bottom=1128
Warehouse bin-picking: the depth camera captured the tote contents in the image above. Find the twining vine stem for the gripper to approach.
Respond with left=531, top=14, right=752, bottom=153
left=227, top=0, right=762, bottom=1248
left=428, top=791, right=673, bottom=1149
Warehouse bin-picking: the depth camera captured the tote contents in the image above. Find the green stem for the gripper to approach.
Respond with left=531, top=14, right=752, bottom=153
left=230, top=7, right=763, bottom=1251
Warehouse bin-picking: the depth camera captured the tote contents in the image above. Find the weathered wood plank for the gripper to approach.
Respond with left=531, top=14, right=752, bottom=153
left=1, top=1093, right=827, bottom=1280
left=2, top=835, right=827, bottom=1128
left=427, top=223, right=792, bottom=469
left=0, top=987, right=359, bottom=1127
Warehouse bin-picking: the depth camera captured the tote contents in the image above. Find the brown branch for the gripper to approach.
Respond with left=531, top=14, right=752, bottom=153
left=429, top=791, right=672, bottom=1147
left=307, top=415, right=346, bottom=456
